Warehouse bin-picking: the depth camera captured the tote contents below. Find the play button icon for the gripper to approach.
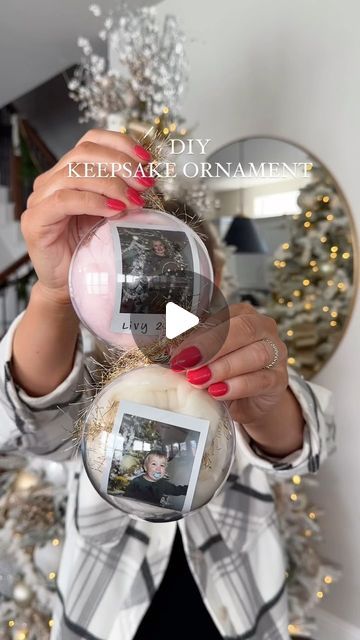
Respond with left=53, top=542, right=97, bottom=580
left=165, top=302, right=199, bottom=340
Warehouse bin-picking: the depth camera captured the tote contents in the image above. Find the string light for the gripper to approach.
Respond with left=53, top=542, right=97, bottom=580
left=290, top=493, right=298, bottom=502
left=180, top=128, right=187, bottom=135
left=327, top=214, right=334, bottom=221
left=163, top=127, right=169, bottom=135
left=322, top=195, right=330, bottom=203
left=309, top=260, right=317, bottom=266
left=280, top=260, right=287, bottom=268
left=312, top=266, right=319, bottom=272
left=162, top=106, right=169, bottom=114
left=292, top=475, right=302, bottom=485
left=317, top=591, right=324, bottom=599
left=337, top=282, right=345, bottom=289
left=305, top=210, right=312, bottom=218
left=52, top=538, right=60, bottom=546
left=154, top=117, right=160, bottom=124
left=304, top=221, right=311, bottom=228
left=293, top=290, right=301, bottom=297
left=331, top=311, right=338, bottom=318
left=282, top=242, right=290, bottom=250
left=331, top=246, right=338, bottom=252
left=330, top=320, right=337, bottom=327
left=169, top=123, right=177, bottom=132
left=287, top=301, right=294, bottom=308
left=304, top=302, right=313, bottom=310
left=288, top=624, right=299, bottom=634
left=8, top=620, right=15, bottom=628
left=330, top=252, right=337, bottom=259
left=327, top=280, right=334, bottom=287
left=287, top=330, right=294, bottom=337
left=278, top=297, right=285, bottom=304
left=303, top=279, right=311, bottom=286
left=324, top=575, right=333, bottom=585
left=49, top=619, right=54, bottom=628
left=308, top=511, right=316, bottom=520
left=323, top=306, right=329, bottom=312
left=48, top=571, right=57, bottom=581
left=119, top=127, right=127, bottom=134
left=288, top=357, right=296, bottom=365
left=320, top=236, right=327, bottom=243
left=304, top=529, right=312, bottom=537
left=306, top=163, right=313, bottom=171
left=343, top=252, right=350, bottom=259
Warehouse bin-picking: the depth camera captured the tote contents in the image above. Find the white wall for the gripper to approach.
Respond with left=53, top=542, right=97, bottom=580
left=155, top=0, right=360, bottom=628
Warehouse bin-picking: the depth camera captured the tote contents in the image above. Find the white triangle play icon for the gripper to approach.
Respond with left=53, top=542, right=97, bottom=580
left=165, top=302, right=199, bottom=340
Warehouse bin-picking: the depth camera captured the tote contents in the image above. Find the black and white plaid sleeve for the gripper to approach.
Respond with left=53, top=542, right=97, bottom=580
left=0, top=313, right=87, bottom=462
left=235, top=366, right=335, bottom=479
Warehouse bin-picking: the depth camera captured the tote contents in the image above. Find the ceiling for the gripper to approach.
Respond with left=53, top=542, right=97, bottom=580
left=0, top=0, right=164, bottom=108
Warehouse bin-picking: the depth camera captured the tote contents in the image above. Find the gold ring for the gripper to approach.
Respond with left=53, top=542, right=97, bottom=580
left=262, top=338, right=280, bottom=369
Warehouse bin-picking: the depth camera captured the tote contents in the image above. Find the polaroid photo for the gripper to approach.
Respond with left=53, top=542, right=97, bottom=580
left=101, top=400, right=209, bottom=513
left=109, top=219, right=200, bottom=336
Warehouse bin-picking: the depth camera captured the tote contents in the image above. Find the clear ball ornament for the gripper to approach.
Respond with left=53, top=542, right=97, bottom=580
left=69, top=208, right=214, bottom=348
left=82, top=365, right=235, bottom=522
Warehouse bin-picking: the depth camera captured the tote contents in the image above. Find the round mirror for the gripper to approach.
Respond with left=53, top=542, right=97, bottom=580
left=206, top=137, right=357, bottom=379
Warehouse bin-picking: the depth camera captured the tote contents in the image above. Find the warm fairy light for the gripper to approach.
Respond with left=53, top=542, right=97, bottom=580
left=327, top=280, right=334, bottom=286
left=290, top=493, right=298, bottom=501
left=304, top=529, right=312, bottom=537
left=343, top=252, right=350, bottom=259
left=308, top=511, right=316, bottom=520
left=304, top=221, right=311, bottom=228
left=163, top=127, right=169, bottom=135
left=180, top=128, right=187, bottom=135
left=331, top=311, right=338, bottom=318
left=287, top=301, right=294, bottom=308
left=48, top=572, right=57, bottom=581
left=303, top=279, right=310, bottom=286
left=8, top=620, right=15, bottom=628
left=320, top=236, right=327, bottom=243
left=305, top=210, right=312, bottom=218
left=280, top=260, right=287, bottom=268
left=317, top=591, right=324, bottom=599
left=288, top=624, right=298, bottom=634
left=292, top=475, right=301, bottom=485
left=312, top=266, right=319, bottom=272
left=331, top=246, right=338, bottom=252
left=330, top=320, right=337, bottom=327
left=274, top=259, right=280, bottom=267
left=287, top=330, right=294, bottom=337
left=119, top=127, right=127, bottom=134
left=278, top=297, right=285, bottom=304
left=337, top=282, right=345, bottom=289
left=310, top=260, right=317, bottom=266
left=52, top=538, right=60, bottom=546
left=324, top=575, right=333, bottom=585
left=323, top=305, right=329, bottom=312
left=282, top=242, right=290, bottom=250
left=293, top=290, right=301, bottom=297
left=162, top=106, right=169, bottom=114
left=327, top=214, right=334, bottom=221
left=323, top=195, right=330, bottom=203
left=330, top=252, right=337, bottom=259
left=15, top=633, right=28, bottom=640
left=307, top=163, right=313, bottom=171
left=154, top=117, right=160, bottom=124
left=288, top=357, right=296, bottom=365
left=169, top=123, right=177, bottom=132
left=48, top=619, right=54, bottom=628
left=304, top=303, right=313, bottom=310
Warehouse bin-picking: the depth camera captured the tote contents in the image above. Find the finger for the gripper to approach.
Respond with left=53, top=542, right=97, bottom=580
left=21, top=189, right=128, bottom=240
left=33, top=132, right=152, bottom=189
left=206, top=368, right=284, bottom=401
left=28, top=161, right=155, bottom=210
left=186, top=338, right=287, bottom=388
left=170, top=312, right=278, bottom=371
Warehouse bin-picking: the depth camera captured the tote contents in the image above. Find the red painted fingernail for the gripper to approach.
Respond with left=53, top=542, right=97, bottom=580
left=134, top=145, right=152, bottom=162
left=126, top=187, right=145, bottom=206
left=208, top=382, right=229, bottom=397
left=170, top=346, right=202, bottom=372
left=187, top=366, right=212, bottom=385
left=135, top=174, right=156, bottom=187
left=106, top=198, right=126, bottom=211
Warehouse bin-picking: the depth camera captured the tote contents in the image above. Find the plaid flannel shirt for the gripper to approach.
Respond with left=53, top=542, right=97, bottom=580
left=0, top=315, right=335, bottom=640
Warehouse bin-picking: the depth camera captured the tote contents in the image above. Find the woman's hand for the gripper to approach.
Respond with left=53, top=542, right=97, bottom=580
left=170, top=303, right=305, bottom=457
left=21, top=129, right=154, bottom=305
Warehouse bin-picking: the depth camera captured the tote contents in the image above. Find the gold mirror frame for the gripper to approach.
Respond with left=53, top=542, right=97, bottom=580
left=207, top=135, right=359, bottom=379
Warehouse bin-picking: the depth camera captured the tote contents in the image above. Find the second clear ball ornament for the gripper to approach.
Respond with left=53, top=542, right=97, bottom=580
left=82, top=365, right=236, bottom=522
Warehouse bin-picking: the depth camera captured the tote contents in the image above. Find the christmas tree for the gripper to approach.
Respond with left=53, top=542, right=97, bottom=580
left=266, top=165, right=354, bottom=379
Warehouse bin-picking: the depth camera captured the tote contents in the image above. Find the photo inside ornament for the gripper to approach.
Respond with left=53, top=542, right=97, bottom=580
left=82, top=365, right=235, bottom=522
left=69, top=208, right=214, bottom=349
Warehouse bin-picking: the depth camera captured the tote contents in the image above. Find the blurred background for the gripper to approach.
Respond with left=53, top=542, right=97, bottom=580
left=0, top=1, right=359, bottom=639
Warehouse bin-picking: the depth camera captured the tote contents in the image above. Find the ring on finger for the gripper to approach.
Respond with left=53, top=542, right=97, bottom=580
left=262, top=337, right=280, bottom=369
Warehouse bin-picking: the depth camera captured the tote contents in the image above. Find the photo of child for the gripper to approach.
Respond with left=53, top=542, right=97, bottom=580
left=123, top=450, right=188, bottom=508
left=101, top=400, right=209, bottom=512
